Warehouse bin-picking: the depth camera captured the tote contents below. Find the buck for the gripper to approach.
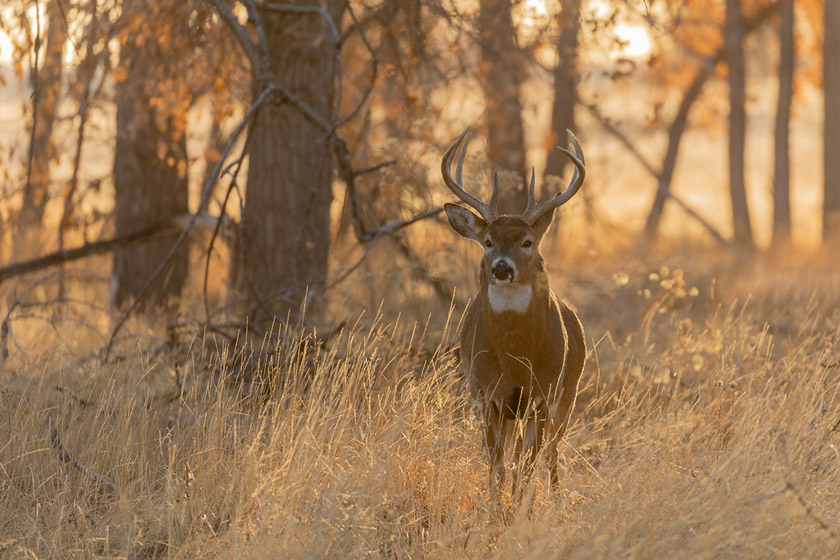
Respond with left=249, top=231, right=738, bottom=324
left=442, top=127, right=586, bottom=499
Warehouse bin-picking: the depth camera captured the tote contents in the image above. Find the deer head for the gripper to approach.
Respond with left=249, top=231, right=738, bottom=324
left=442, top=128, right=585, bottom=310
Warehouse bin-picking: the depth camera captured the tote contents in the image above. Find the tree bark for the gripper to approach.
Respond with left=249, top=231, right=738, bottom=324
left=725, top=0, right=753, bottom=249
left=825, top=0, right=840, bottom=241
left=544, top=0, right=581, bottom=193
left=17, top=0, right=66, bottom=259
left=112, top=23, right=189, bottom=311
left=235, top=2, right=344, bottom=325
left=772, top=0, right=793, bottom=246
left=478, top=0, right=527, bottom=214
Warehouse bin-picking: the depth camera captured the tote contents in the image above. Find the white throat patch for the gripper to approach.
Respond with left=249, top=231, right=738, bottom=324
left=487, top=284, right=532, bottom=314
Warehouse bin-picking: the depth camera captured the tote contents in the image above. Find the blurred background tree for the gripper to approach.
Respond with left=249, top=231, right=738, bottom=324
left=0, top=0, right=836, bottom=343
left=112, top=1, right=191, bottom=311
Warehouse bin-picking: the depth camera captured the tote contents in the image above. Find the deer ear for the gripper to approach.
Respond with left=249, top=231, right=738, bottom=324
left=445, top=203, right=486, bottom=242
left=531, top=210, right=555, bottom=242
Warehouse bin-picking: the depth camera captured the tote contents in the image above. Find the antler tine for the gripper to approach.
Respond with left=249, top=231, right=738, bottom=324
left=521, top=129, right=586, bottom=224
left=455, top=128, right=471, bottom=186
left=524, top=167, right=537, bottom=215
left=441, top=127, right=496, bottom=221
left=489, top=171, right=500, bottom=217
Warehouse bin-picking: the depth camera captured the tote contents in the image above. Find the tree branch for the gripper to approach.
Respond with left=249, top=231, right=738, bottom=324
left=49, top=417, right=120, bottom=493
left=210, top=0, right=260, bottom=72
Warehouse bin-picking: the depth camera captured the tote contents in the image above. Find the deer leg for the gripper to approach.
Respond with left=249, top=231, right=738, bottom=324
left=510, top=420, right=524, bottom=498
left=548, top=388, right=576, bottom=489
left=484, top=402, right=507, bottom=503
left=513, top=406, right=547, bottom=501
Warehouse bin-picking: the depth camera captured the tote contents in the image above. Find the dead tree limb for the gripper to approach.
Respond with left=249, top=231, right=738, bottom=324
left=582, top=103, right=731, bottom=249
left=328, top=206, right=445, bottom=289
left=0, top=217, right=192, bottom=285
left=23, top=0, right=42, bottom=208
left=48, top=417, right=120, bottom=493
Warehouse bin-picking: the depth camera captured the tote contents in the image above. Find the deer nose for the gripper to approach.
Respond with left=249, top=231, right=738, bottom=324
left=491, top=260, right=514, bottom=282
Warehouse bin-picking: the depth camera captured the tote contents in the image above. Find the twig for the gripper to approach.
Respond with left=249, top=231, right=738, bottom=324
left=328, top=206, right=444, bottom=289
left=336, top=1, right=378, bottom=129
left=2, top=270, right=75, bottom=374
left=242, top=0, right=273, bottom=88
left=785, top=479, right=840, bottom=546
left=210, top=0, right=260, bottom=72
left=582, top=102, right=657, bottom=176
left=49, top=417, right=119, bottom=493
left=354, top=159, right=397, bottom=178
left=202, top=142, right=251, bottom=321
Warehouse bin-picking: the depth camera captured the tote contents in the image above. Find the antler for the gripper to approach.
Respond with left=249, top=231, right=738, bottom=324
left=521, top=129, right=586, bottom=225
left=441, top=127, right=500, bottom=222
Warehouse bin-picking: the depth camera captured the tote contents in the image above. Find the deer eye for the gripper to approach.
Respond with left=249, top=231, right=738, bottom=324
left=522, top=240, right=532, bottom=248
left=484, top=239, right=493, bottom=248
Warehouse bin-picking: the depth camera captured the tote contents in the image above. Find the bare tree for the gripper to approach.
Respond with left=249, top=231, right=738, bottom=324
left=234, top=1, right=345, bottom=324
left=825, top=0, right=840, bottom=242
left=112, top=7, right=189, bottom=311
left=639, top=3, right=777, bottom=244
left=544, top=0, right=581, bottom=190
left=772, top=0, right=793, bottom=246
left=725, top=0, right=753, bottom=249
left=478, top=0, right=527, bottom=213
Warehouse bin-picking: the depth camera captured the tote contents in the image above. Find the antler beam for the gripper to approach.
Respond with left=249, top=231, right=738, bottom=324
left=521, top=129, right=586, bottom=225
left=441, top=127, right=500, bottom=222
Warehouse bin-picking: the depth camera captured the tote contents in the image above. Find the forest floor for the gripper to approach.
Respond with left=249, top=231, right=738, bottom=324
left=1, top=245, right=840, bottom=559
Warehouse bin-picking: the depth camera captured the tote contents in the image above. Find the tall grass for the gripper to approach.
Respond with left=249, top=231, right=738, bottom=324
left=1, top=255, right=839, bottom=558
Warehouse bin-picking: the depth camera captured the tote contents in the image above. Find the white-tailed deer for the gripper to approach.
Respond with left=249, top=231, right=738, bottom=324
left=442, top=127, right=586, bottom=499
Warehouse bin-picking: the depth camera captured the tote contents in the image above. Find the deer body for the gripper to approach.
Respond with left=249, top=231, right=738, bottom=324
left=442, top=129, right=587, bottom=498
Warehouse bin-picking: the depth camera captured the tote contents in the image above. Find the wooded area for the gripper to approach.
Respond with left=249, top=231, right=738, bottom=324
left=0, top=0, right=833, bottom=339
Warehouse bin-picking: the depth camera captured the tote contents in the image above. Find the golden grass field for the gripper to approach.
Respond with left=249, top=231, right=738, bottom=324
left=2, top=242, right=839, bottom=559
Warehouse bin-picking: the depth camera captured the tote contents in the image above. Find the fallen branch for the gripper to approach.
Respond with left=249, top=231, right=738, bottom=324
left=0, top=216, right=195, bottom=285
left=49, top=417, right=119, bottom=493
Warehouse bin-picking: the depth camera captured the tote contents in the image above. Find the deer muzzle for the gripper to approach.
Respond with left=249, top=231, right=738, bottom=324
left=491, top=259, right=514, bottom=282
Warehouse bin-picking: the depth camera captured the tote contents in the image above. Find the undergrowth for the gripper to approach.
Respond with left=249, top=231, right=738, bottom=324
left=2, top=256, right=840, bottom=559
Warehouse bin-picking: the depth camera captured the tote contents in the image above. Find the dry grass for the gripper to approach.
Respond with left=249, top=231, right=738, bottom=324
left=2, top=251, right=840, bottom=559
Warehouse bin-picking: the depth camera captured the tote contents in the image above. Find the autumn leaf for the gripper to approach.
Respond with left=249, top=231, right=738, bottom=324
left=113, top=66, right=128, bottom=83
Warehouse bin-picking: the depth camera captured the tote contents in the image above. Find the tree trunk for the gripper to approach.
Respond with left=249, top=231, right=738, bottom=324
left=16, top=0, right=66, bottom=260
left=112, top=26, right=189, bottom=311
left=772, top=0, right=793, bottom=246
left=825, top=0, right=840, bottom=241
left=478, top=0, right=527, bottom=214
left=725, top=0, right=753, bottom=249
left=235, top=2, right=344, bottom=325
left=543, top=0, right=581, bottom=193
